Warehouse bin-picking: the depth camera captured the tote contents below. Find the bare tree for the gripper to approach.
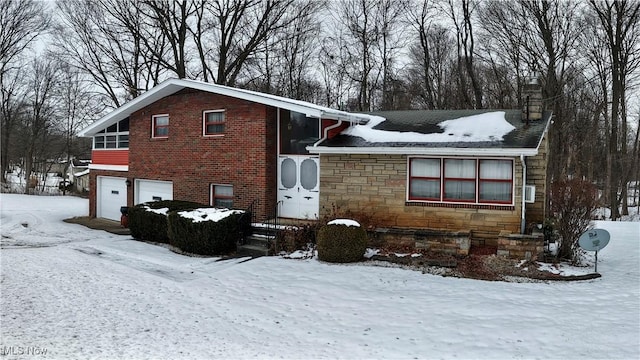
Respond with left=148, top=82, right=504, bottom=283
left=0, top=0, right=49, bottom=183
left=22, top=59, right=59, bottom=193
left=1, top=67, right=28, bottom=183
left=443, top=0, right=483, bottom=109
left=141, top=0, right=196, bottom=79
left=55, top=65, right=102, bottom=193
left=406, top=0, right=456, bottom=109
left=240, top=0, right=325, bottom=101
left=588, top=0, right=640, bottom=219
left=54, top=0, right=164, bottom=108
left=200, top=0, right=298, bottom=86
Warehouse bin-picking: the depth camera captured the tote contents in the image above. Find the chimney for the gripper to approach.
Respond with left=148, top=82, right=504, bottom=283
left=522, top=72, right=543, bottom=123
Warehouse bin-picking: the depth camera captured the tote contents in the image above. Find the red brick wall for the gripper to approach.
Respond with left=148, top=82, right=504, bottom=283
left=128, top=88, right=277, bottom=220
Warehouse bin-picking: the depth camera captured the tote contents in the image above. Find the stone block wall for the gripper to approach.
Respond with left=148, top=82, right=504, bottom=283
left=370, top=228, right=471, bottom=256
left=525, top=133, right=548, bottom=226
left=320, top=154, right=524, bottom=237
left=496, top=232, right=544, bottom=260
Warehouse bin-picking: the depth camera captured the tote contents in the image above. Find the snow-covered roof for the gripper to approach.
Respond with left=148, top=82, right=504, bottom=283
left=310, top=109, right=552, bottom=157
left=78, top=78, right=371, bottom=137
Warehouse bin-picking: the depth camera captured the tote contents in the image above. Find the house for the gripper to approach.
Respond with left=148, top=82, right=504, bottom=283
left=79, top=78, right=551, bottom=258
left=68, top=158, right=90, bottom=193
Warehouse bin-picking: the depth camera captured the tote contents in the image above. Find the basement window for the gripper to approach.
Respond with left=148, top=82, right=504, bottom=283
left=211, top=184, right=233, bottom=209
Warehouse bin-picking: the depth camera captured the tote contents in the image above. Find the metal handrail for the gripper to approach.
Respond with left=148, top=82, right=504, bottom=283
left=237, top=199, right=258, bottom=246
left=266, top=200, right=282, bottom=252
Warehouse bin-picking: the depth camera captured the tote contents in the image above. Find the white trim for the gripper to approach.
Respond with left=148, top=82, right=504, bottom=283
left=309, top=146, right=538, bottom=157
left=78, top=78, right=370, bottom=137
left=88, top=164, right=129, bottom=171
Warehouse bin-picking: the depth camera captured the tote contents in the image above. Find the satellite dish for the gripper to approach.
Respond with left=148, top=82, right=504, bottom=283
left=578, top=229, right=610, bottom=252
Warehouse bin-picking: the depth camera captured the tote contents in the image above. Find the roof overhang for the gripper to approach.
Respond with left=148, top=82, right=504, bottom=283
left=307, top=146, right=539, bottom=157
left=79, top=78, right=369, bottom=137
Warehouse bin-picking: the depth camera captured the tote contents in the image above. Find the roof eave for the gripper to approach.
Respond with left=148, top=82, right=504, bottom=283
left=78, top=78, right=370, bottom=137
left=308, top=146, right=539, bottom=157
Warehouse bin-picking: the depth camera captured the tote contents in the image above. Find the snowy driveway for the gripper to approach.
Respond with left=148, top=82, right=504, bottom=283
left=1, top=194, right=639, bottom=359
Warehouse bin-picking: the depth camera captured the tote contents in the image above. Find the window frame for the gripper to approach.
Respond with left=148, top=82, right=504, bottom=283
left=93, top=118, right=130, bottom=150
left=407, top=157, right=514, bottom=206
left=408, top=158, right=441, bottom=201
left=210, top=184, right=234, bottom=209
left=203, top=110, right=226, bottom=137
left=152, top=114, right=169, bottom=139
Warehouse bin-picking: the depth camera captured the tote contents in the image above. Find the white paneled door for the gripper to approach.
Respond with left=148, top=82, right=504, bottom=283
left=97, top=176, right=127, bottom=221
left=277, top=155, right=319, bottom=219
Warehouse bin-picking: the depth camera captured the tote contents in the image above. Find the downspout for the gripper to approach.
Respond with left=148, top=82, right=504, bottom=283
left=313, top=119, right=343, bottom=147
left=520, top=154, right=527, bottom=234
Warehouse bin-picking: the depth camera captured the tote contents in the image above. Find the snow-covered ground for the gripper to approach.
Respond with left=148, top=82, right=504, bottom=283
left=1, top=194, right=639, bottom=359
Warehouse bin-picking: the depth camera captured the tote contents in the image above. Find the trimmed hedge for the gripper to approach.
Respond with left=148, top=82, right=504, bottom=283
left=128, top=200, right=206, bottom=243
left=167, top=208, right=251, bottom=255
left=316, top=223, right=368, bottom=263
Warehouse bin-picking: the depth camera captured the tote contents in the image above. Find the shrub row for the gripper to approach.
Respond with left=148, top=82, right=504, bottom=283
left=128, top=200, right=250, bottom=255
left=128, top=200, right=204, bottom=243
left=168, top=208, right=250, bottom=255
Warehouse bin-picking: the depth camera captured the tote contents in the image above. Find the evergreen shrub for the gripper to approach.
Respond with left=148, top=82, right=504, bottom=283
left=316, top=222, right=368, bottom=263
left=167, top=208, right=250, bottom=255
left=128, top=200, right=206, bottom=243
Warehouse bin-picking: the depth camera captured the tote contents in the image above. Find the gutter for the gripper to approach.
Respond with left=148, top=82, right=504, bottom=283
left=313, top=120, right=344, bottom=147
left=520, top=154, right=527, bottom=234
left=308, top=146, right=539, bottom=157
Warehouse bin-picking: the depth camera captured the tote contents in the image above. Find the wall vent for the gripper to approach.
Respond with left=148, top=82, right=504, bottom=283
left=524, top=185, right=536, bottom=203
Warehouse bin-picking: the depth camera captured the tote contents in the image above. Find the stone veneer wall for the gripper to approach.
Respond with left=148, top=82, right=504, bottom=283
left=524, top=131, right=549, bottom=226
left=497, top=232, right=544, bottom=260
left=371, top=228, right=471, bottom=256
left=319, top=154, right=524, bottom=236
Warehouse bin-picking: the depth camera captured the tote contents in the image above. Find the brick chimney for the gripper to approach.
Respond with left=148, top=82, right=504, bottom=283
left=522, top=73, right=543, bottom=123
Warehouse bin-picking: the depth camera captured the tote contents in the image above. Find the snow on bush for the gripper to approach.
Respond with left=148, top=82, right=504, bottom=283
left=327, top=218, right=361, bottom=227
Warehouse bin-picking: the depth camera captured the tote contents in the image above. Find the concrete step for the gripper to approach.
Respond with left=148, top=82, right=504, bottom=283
left=237, top=243, right=269, bottom=257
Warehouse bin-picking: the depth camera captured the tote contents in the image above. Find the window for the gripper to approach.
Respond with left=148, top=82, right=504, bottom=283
left=408, top=157, right=513, bottom=205
left=443, top=159, right=476, bottom=201
left=479, top=159, right=513, bottom=203
left=93, top=118, right=130, bottom=149
left=409, top=158, right=441, bottom=200
left=211, top=184, right=233, bottom=208
left=203, top=110, right=225, bottom=136
left=152, top=114, right=169, bottom=138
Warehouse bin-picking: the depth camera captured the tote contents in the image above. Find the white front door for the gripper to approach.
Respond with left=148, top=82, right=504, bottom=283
left=97, top=176, right=127, bottom=221
left=278, top=155, right=319, bottom=219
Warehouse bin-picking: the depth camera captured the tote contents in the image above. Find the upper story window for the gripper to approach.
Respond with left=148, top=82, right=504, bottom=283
left=93, top=118, right=129, bottom=149
left=408, top=157, right=514, bottom=205
left=152, top=114, right=169, bottom=138
left=203, top=110, right=225, bottom=136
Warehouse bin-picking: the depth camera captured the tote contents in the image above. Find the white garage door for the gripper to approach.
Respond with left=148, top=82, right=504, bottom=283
left=97, top=176, right=127, bottom=221
left=135, top=179, right=173, bottom=204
